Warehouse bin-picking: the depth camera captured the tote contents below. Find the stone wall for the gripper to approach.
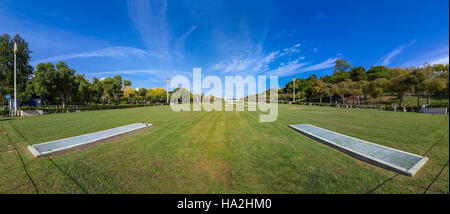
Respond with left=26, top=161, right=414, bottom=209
left=420, top=107, right=448, bottom=115
left=20, top=110, right=44, bottom=117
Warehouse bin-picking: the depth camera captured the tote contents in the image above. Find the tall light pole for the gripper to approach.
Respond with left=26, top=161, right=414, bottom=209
left=166, top=78, right=170, bottom=104
left=13, top=42, right=17, bottom=113
left=292, top=77, right=296, bottom=103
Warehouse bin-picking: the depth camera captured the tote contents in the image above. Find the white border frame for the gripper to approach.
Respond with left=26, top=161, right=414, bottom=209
left=28, top=123, right=152, bottom=157
left=289, top=124, right=429, bottom=177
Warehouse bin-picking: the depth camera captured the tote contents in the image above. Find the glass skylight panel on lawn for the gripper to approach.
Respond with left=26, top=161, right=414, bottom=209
left=289, top=124, right=428, bottom=176
left=28, top=123, right=152, bottom=157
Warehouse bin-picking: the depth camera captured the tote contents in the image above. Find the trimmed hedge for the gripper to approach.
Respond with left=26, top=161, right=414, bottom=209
left=0, top=109, right=9, bottom=117
left=15, top=103, right=170, bottom=115
left=282, top=101, right=447, bottom=113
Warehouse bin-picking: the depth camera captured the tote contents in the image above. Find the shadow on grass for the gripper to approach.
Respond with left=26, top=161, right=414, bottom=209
left=7, top=121, right=88, bottom=194
left=424, top=160, right=449, bottom=194
left=367, top=174, right=399, bottom=194
left=369, top=128, right=448, bottom=194
left=2, top=124, right=39, bottom=194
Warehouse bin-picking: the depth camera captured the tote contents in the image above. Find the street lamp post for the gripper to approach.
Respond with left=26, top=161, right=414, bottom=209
left=166, top=78, right=170, bottom=104
left=293, top=77, right=296, bottom=103
left=13, top=42, right=17, bottom=114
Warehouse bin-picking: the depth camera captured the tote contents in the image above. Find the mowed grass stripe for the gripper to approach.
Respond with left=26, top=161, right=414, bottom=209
left=0, top=104, right=448, bottom=193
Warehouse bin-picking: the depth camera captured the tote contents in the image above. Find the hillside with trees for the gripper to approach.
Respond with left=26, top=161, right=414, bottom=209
left=277, top=59, right=449, bottom=109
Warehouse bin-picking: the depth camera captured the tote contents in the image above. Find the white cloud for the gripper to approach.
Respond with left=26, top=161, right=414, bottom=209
left=174, top=25, right=199, bottom=58
left=274, top=30, right=293, bottom=39
left=428, top=55, right=449, bottom=65
left=379, top=45, right=406, bottom=66
left=298, top=58, right=337, bottom=72
left=314, top=13, right=326, bottom=21
left=31, top=46, right=165, bottom=65
left=212, top=57, right=258, bottom=73
left=210, top=43, right=303, bottom=74
left=89, top=69, right=190, bottom=77
left=126, top=0, right=169, bottom=52
left=266, top=60, right=309, bottom=76
left=266, top=58, right=337, bottom=77
left=379, top=40, right=416, bottom=66
left=401, top=46, right=449, bottom=67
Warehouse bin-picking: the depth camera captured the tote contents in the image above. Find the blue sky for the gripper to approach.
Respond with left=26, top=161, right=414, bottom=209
left=0, top=0, right=448, bottom=90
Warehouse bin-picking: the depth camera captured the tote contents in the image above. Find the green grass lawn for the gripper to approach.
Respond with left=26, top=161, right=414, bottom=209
left=365, top=95, right=449, bottom=106
left=0, top=104, right=448, bottom=194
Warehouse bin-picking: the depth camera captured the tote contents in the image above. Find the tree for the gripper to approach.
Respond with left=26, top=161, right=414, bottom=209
left=53, top=61, right=76, bottom=108
left=172, top=88, right=192, bottom=103
left=310, top=79, right=327, bottom=103
left=334, top=59, right=351, bottom=73
left=360, top=80, right=370, bottom=105
left=74, top=74, right=92, bottom=106
left=21, top=79, right=35, bottom=104
left=146, top=88, right=167, bottom=103
left=32, top=63, right=56, bottom=106
left=101, top=77, right=116, bottom=104
left=349, top=66, right=367, bottom=81
left=350, top=81, right=363, bottom=105
left=325, top=83, right=334, bottom=104
left=112, top=75, right=124, bottom=104
left=406, top=67, right=427, bottom=110
left=123, top=87, right=136, bottom=103
left=321, top=75, right=335, bottom=84
left=137, top=88, right=147, bottom=102
left=0, top=34, right=34, bottom=105
left=367, top=66, right=391, bottom=81
left=123, top=80, right=132, bottom=87
left=331, top=59, right=351, bottom=83
left=423, top=63, right=447, bottom=105
left=92, top=77, right=104, bottom=105
left=333, top=71, right=351, bottom=83
left=431, top=64, right=449, bottom=103
left=333, top=79, right=351, bottom=104
left=369, top=78, right=388, bottom=107
left=388, top=67, right=411, bottom=106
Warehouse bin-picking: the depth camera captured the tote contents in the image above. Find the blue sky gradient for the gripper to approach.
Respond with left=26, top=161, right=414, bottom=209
left=0, top=0, right=448, bottom=89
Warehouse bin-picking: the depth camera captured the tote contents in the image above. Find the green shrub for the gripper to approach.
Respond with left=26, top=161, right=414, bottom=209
left=384, top=106, right=395, bottom=111
left=428, top=103, right=449, bottom=108
left=38, top=103, right=170, bottom=115
left=0, top=109, right=9, bottom=117
left=19, top=106, right=38, bottom=110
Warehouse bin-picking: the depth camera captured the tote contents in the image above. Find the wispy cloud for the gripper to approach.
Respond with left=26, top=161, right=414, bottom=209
left=266, top=60, right=309, bottom=76
left=401, top=46, right=449, bottom=67
left=298, top=58, right=337, bottom=72
left=314, top=13, right=326, bottom=21
left=428, top=55, right=449, bottom=65
left=31, top=46, right=164, bottom=65
left=89, top=69, right=189, bottom=76
left=379, top=46, right=406, bottom=66
left=126, top=0, right=198, bottom=61
left=274, top=30, right=294, bottom=39
left=88, top=68, right=192, bottom=89
left=174, top=25, right=199, bottom=58
left=379, top=40, right=416, bottom=66
left=126, top=0, right=169, bottom=52
left=266, top=57, right=337, bottom=77
left=210, top=43, right=303, bottom=74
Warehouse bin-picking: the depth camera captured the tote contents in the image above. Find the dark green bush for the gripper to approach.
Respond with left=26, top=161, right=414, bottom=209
left=38, top=103, right=170, bottom=115
left=384, top=106, right=395, bottom=111
left=428, top=103, right=449, bottom=108
left=0, top=109, right=9, bottom=117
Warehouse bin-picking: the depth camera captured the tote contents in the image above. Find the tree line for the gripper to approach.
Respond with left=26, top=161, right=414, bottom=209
left=1, top=34, right=169, bottom=108
left=2, top=33, right=449, bottom=110
left=278, top=59, right=449, bottom=108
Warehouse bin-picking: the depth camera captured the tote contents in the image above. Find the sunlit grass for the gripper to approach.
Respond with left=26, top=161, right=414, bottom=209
left=0, top=104, right=448, bottom=193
